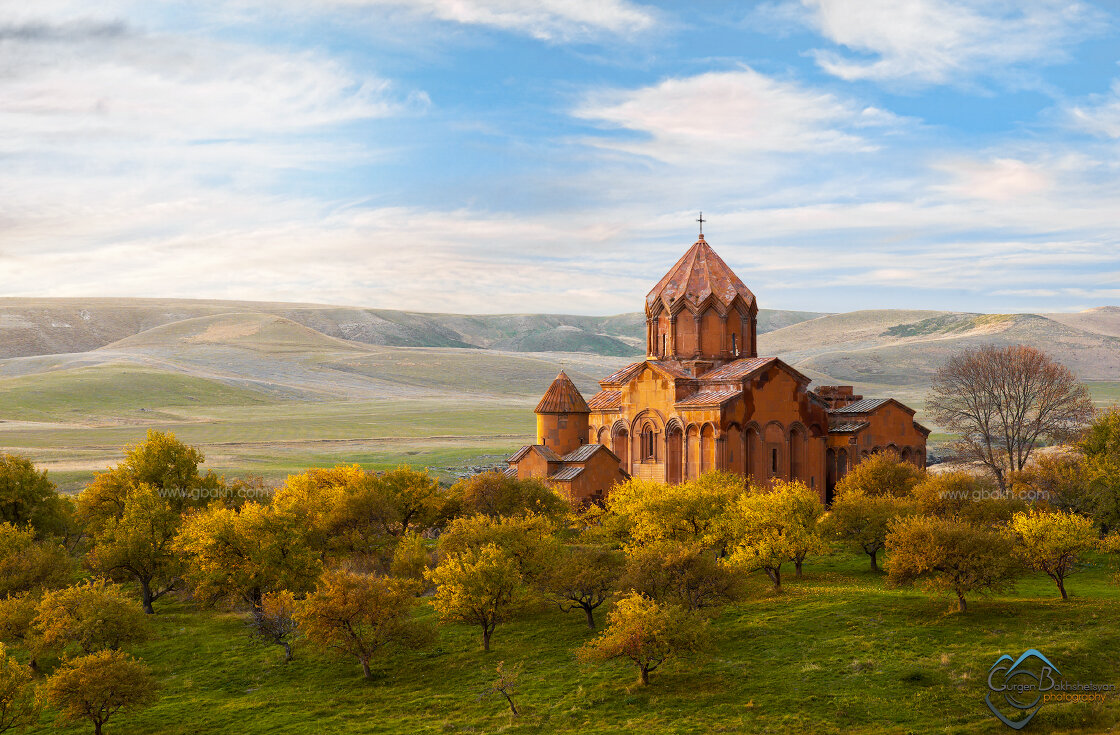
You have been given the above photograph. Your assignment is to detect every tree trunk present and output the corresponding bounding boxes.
[503,692,519,716]
[795,558,803,577]
[1057,577,1068,600]
[482,627,492,652]
[957,592,967,613]
[769,567,781,589]
[869,549,879,572]
[583,606,596,629]
[282,641,292,662]
[95,720,103,735]
[361,658,372,679]
[639,664,650,686]
[140,581,155,615]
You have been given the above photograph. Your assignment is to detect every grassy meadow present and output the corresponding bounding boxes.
[9,551,1120,735]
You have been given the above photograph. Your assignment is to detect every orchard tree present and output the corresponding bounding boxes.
[425,544,526,652]
[541,546,620,628]
[45,649,158,735]
[886,515,1020,612]
[76,430,220,532]
[437,513,559,587]
[728,481,827,587]
[448,471,567,520]
[86,484,181,614]
[173,502,321,613]
[271,465,389,561]
[0,523,73,597]
[0,594,39,670]
[911,471,1023,527]
[0,454,69,537]
[607,473,742,550]
[249,591,300,663]
[0,643,39,733]
[33,579,149,656]
[834,451,923,498]
[1080,407,1120,533]
[928,345,1094,490]
[825,493,913,572]
[578,593,708,686]
[389,532,432,583]
[622,541,741,610]
[1009,509,1098,600]
[297,571,433,678]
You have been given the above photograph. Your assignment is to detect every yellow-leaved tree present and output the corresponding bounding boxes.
[425,544,526,652]
[296,570,434,678]
[578,592,708,686]
[834,451,924,498]
[32,579,149,657]
[824,493,914,571]
[621,541,741,610]
[45,649,159,735]
[540,545,621,628]
[0,642,40,733]
[728,480,827,588]
[886,515,1020,612]
[173,501,321,613]
[86,483,181,614]
[606,473,742,550]
[1008,508,1098,600]
[437,513,559,588]
[0,522,73,598]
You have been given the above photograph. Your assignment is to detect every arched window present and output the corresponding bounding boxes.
[731,333,738,356]
[641,424,657,461]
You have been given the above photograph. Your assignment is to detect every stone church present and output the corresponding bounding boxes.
[506,232,928,504]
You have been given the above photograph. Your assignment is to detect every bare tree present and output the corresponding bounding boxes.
[927,345,1094,490]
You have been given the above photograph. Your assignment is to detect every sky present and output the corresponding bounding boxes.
[3,0,1120,316]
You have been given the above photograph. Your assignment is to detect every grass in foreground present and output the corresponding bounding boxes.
[14,552,1120,735]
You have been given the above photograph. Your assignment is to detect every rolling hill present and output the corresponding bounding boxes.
[0,298,827,360]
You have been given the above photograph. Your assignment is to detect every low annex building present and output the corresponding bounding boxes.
[506,232,928,504]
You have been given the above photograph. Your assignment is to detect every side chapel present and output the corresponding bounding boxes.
[506,230,929,504]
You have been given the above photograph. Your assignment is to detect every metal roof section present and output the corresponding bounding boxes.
[645,235,756,315]
[549,466,584,482]
[587,390,622,411]
[676,388,742,408]
[829,422,870,433]
[560,444,603,462]
[831,398,891,414]
[699,356,774,381]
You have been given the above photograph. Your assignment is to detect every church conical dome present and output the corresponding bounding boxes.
[645,234,756,316]
[535,370,590,414]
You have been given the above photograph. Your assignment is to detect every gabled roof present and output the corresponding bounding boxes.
[587,390,622,411]
[646,235,756,316]
[676,388,742,408]
[507,444,560,464]
[549,466,584,482]
[502,466,517,478]
[535,370,590,414]
[560,443,618,463]
[699,356,775,381]
[601,362,646,386]
[913,421,932,437]
[830,397,889,414]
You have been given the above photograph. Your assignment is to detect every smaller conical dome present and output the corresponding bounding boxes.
[646,234,755,315]
[535,370,590,414]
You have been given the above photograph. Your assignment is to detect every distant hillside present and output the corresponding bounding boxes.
[0,298,825,360]
[758,309,1120,396]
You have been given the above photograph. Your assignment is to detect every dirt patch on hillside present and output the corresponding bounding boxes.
[185,320,261,344]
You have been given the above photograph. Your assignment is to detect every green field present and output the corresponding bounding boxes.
[10,551,1120,735]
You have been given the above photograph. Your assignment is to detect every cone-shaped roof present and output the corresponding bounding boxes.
[646,234,755,315]
[535,370,590,414]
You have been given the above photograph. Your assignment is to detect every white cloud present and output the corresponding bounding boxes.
[792,0,1098,85]
[932,157,1052,201]
[574,68,902,165]
[311,0,657,42]
[1068,79,1120,138]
